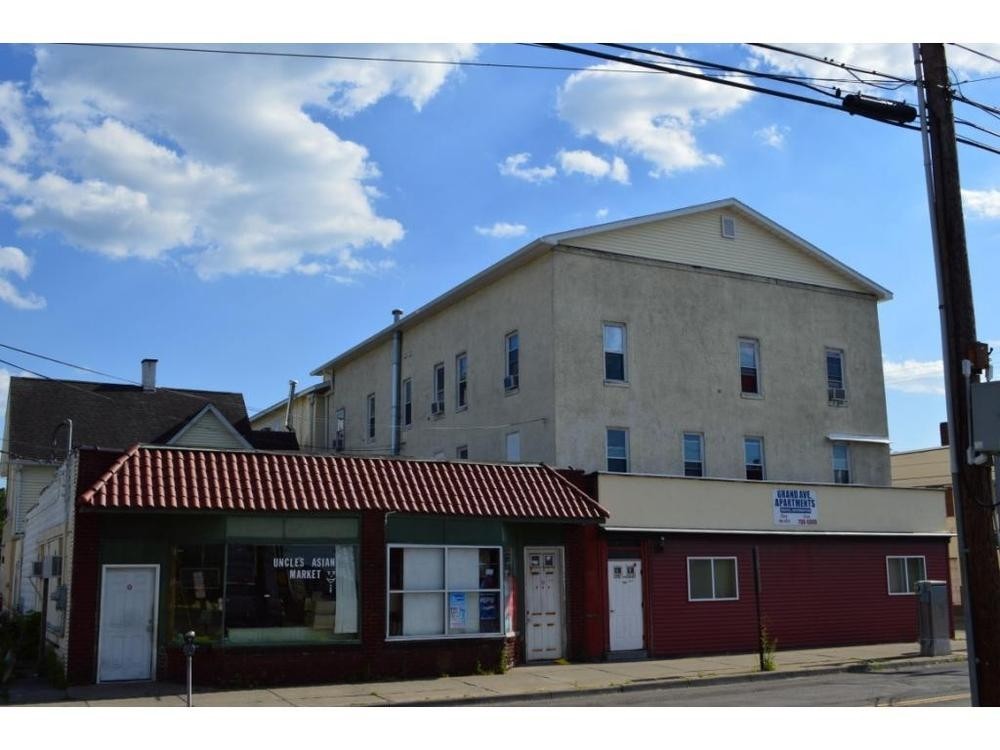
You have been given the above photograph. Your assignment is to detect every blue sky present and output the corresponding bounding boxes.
[1,37,999,467]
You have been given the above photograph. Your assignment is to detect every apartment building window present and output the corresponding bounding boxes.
[606,428,629,473]
[334,407,345,451]
[457,445,468,460]
[744,437,765,480]
[603,323,626,382]
[366,393,376,441]
[832,443,851,484]
[688,557,739,601]
[826,349,846,404]
[456,353,468,410]
[504,331,519,391]
[683,433,704,477]
[505,432,520,462]
[887,556,927,595]
[402,378,412,428]
[739,338,761,395]
[432,363,445,416]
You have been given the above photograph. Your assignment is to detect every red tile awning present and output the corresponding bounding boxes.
[78,445,607,521]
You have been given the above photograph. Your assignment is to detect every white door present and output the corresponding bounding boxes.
[608,559,644,651]
[98,565,158,682]
[524,548,563,661]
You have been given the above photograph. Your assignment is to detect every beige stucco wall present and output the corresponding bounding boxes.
[551,248,891,483]
[891,447,951,488]
[323,254,558,463]
[598,473,947,534]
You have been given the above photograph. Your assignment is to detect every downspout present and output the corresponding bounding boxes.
[390,309,404,456]
[284,380,297,432]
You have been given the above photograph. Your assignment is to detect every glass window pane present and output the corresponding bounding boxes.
[740,341,757,369]
[827,351,844,387]
[170,543,225,642]
[506,432,520,461]
[603,324,624,353]
[402,547,445,590]
[713,559,737,599]
[605,352,625,381]
[887,557,906,593]
[689,559,714,599]
[907,557,926,591]
[402,592,445,636]
[447,548,480,590]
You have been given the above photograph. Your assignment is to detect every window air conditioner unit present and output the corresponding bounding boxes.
[828,387,847,404]
[503,375,519,391]
[51,585,68,611]
[31,560,43,578]
[332,435,345,452]
[431,401,444,416]
[43,555,62,578]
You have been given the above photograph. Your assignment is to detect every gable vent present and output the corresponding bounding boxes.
[721,215,736,239]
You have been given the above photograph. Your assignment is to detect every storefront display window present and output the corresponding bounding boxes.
[169,544,225,642]
[225,543,359,644]
[387,545,502,639]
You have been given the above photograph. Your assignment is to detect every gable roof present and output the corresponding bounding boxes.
[3,377,257,463]
[78,445,608,521]
[167,404,255,450]
[310,198,890,376]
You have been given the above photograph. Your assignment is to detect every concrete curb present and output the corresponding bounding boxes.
[392,653,968,707]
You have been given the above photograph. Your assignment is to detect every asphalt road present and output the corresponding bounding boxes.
[495,663,972,707]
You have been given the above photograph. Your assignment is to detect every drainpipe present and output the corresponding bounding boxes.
[390,309,404,456]
[284,380,297,432]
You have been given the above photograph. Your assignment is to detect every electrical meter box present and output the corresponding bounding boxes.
[971,380,1000,453]
[915,580,951,656]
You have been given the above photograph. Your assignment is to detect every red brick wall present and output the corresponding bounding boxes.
[643,534,951,657]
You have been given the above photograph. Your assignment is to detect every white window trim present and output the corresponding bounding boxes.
[606,427,630,473]
[739,337,762,397]
[602,322,628,384]
[504,330,520,393]
[682,432,705,477]
[385,543,505,641]
[886,555,927,596]
[721,214,736,239]
[432,362,445,415]
[687,556,739,602]
[826,348,847,405]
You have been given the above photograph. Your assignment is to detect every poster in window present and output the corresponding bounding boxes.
[449,592,467,629]
[479,592,498,622]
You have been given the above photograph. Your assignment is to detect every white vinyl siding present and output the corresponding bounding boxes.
[13,465,58,535]
[567,209,867,294]
[169,411,248,450]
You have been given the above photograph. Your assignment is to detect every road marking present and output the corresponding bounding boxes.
[888,692,970,707]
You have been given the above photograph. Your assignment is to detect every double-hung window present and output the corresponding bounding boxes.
[683,432,704,477]
[606,428,629,473]
[432,363,445,415]
[832,442,851,484]
[739,338,761,395]
[504,331,519,391]
[402,378,412,428]
[387,545,503,638]
[366,393,376,440]
[688,557,738,601]
[505,431,520,462]
[827,349,846,404]
[456,353,468,410]
[333,407,346,451]
[744,436,765,480]
[603,323,626,382]
[887,556,927,595]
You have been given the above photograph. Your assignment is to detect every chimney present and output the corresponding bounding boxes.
[141,358,158,391]
[284,380,297,432]
[392,308,403,324]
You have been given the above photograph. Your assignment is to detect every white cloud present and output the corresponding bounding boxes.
[556,52,754,176]
[499,153,557,183]
[475,222,528,238]
[962,189,1000,219]
[0,368,9,433]
[883,359,944,395]
[0,44,478,279]
[556,149,630,184]
[0,82,34,164]
[749,44,1000,94]
[596,208,609,219]
[0,246,45,310]
[755,124,789,149]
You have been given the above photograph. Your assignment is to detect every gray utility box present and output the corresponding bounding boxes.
[971,380,1000,453]
[915,580,951,656]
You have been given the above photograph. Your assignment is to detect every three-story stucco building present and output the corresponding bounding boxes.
[259,198,893,486]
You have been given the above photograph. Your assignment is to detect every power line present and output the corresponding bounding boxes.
[748,43,915,86]
[0,342,138,384]
[950,43,1000,68]
[0,356,114,402]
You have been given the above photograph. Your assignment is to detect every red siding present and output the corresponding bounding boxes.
[644,534,951,658]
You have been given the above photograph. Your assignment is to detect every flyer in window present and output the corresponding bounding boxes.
[449,592,467,629]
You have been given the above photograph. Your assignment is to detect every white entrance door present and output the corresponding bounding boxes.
[524,548,564,661]
[608,559,644,651]
[98,565,158,682]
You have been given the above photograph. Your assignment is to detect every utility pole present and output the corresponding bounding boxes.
[919,42,1000,707]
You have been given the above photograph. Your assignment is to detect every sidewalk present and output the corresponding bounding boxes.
[4,633,966,707]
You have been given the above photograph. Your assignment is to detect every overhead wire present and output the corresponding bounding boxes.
[949,43,1000,68]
